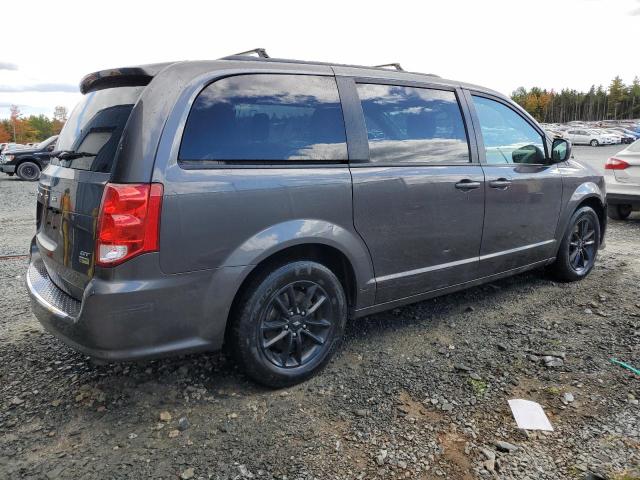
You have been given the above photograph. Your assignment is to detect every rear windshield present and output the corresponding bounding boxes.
[51,86,144,172]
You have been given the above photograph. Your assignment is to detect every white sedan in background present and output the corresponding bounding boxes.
[605,139,640,219]
[563,128,615,147]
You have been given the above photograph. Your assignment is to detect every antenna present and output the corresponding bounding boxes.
[231,48,270,58]
[373,63,404,71]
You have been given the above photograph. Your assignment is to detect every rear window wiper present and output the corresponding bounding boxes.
[52,150,97,160]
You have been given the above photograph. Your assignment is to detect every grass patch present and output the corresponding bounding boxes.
[468,378,488,396]
[544,386,561,395]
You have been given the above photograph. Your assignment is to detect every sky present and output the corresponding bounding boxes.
[1,0,639,119]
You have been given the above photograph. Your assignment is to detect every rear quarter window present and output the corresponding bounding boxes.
[178,74,348,164]
[356,83,470,165]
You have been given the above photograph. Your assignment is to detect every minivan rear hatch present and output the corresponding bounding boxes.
[36,79,148,300]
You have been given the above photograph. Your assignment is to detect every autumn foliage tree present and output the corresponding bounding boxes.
[0,105,67,143]
[0,123,10,142]
[512,75,640,123]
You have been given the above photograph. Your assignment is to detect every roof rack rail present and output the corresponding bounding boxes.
[231,48,270,58]
[374,63,404,71]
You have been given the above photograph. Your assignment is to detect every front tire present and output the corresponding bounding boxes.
[607,204,632,220]
[16,161,41,181]
[228,261,347,388]
[552,206,600,281]
[590,139,599,147]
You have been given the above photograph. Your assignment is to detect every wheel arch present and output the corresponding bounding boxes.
[16,157,41,168]
[223,242,364,346]
[557,183,606,250]
[576,196,606,242]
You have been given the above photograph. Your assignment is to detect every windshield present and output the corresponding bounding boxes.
[52,86,144,172]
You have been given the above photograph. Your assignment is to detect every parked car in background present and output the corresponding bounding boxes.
[0,135,58,180]
[0,142,26,153]
[605,139,640,220]
[603,129,634,144]
[26,53,606,387]
[563,128,614,146]
[610,127,640,140]
[545,129,564,139]
[598,129,624,144]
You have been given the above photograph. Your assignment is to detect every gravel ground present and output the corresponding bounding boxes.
[1,150,639,480]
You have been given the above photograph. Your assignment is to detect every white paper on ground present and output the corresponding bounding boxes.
[508,399,554,431]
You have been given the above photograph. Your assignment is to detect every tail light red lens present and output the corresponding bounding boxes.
[96,183,163,267]
[605,157,630,170]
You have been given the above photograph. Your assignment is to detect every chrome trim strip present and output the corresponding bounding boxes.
[479,239,555,261]
[375,256,477,283]
[375,239,555,284]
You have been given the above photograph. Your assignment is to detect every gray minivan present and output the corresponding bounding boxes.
[27,51,606,386]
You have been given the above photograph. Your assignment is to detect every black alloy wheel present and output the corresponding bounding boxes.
[552,206,600,281]
[229,260,347,387]
[568,217,597,275]
[260,281,333,368]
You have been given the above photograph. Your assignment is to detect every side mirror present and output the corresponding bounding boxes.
[512,144,545,164]
[551,138,571,163]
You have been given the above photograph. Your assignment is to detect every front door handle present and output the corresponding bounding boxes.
[489,178,512,189]
[455,179,481,191]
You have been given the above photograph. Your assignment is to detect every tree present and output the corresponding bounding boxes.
[511,75,640,123]
[9,105,20,142]
[630,77,640,117]
[0,123,10,143]
[53,106,68,122]
[27,115,54,140]
[607,76,626,119]
[51,106,68,135]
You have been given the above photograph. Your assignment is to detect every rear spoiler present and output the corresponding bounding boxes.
[79,62,177,94]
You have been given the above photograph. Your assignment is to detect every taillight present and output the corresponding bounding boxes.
[605,157,630,170]
[96,183,163,267]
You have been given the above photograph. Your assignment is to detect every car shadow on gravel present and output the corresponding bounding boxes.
[342,268,552,344]
[11,266,555,402]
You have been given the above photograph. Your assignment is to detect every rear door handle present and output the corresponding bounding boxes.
[454,179,481,191]
[489,178,512,189]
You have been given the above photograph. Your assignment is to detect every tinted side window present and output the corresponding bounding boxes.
[472,95,545,165]
[356,84,470,164]
[179,74,347,162]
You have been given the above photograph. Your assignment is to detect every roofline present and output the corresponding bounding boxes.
[221,54,441,78]
[78,56,511,102]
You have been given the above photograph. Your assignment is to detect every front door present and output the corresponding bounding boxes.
[349,82,485,303]
[468,93,563,276]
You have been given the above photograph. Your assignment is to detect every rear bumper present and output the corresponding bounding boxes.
[606,181,640,206]
[26,239,247,362]
[0,164,16,173]
[606,193,640,205]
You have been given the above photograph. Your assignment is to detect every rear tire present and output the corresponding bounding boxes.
[552,206,600,282]
[16,161,40,181]
[608,204,632,220]
[228,260,347,388]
